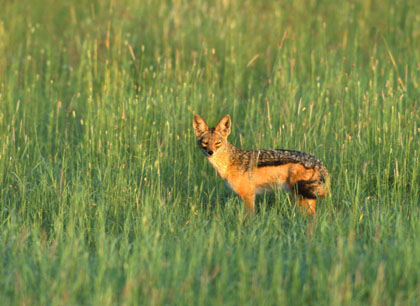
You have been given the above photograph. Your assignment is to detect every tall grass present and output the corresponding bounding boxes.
[0,0,419,304]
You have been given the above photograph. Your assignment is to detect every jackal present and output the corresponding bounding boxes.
[193,114,330,215]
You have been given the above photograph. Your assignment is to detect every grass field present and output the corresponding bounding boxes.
[1,0,419,304]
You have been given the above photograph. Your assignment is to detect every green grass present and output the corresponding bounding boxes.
[1,0,419,304]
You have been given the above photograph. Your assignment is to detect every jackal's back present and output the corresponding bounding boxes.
[255,149,322,168]
[258,149,330,197]
[231,148,330,197]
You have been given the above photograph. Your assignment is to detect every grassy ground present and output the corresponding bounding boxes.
[1,0,419,304]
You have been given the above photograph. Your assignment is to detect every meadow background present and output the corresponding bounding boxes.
[1,0,419,304]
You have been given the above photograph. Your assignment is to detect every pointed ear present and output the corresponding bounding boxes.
[193,114,208,137]
[215,114,231,137]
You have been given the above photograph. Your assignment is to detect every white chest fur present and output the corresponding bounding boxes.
[207,154,229,178]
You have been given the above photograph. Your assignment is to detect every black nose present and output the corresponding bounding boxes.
[208,150,213,156]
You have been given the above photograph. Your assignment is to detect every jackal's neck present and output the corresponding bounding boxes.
[207,142,241,179]
[226,142,241,154]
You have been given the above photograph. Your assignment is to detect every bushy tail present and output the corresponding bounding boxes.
[315,165,330,197]
[296,165,330,199]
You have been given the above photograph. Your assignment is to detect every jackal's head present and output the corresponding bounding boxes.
[193,114,231,158]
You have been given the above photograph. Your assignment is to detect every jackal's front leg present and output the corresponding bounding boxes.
[242,193,255,216]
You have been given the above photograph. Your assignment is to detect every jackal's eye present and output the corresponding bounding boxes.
[215,141,222,147]
[201,141,208,147]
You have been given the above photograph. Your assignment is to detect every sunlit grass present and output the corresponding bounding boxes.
[0,0,419,305]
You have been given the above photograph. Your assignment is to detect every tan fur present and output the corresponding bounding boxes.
[193,114,330,216]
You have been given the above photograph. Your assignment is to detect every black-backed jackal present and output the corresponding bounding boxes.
[193,114,330,215]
